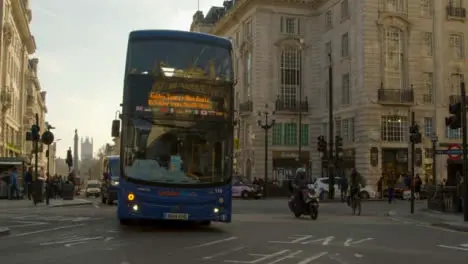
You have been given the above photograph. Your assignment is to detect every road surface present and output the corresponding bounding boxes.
[0,198,466,264]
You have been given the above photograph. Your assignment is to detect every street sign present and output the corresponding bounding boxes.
[448,144,462,160]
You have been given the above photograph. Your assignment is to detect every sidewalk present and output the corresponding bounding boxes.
[387,203,468,232]
[0,198,93,209]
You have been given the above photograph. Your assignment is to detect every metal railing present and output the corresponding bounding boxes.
[426,185,463,213]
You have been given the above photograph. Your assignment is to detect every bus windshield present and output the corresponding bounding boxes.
[122,117,231,185]
[127,39,233,82]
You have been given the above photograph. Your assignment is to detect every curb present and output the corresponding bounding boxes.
[432,222,468,232]
[0,227,10,237]
[48,200,93,208]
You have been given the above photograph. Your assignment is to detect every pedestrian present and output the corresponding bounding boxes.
[9,167,20,200]
[24,167,33,200]
[387,171,395,204]
[414,174,422,200]
[340,174,348,202]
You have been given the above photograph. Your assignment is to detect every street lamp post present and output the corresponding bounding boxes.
[257,105,275,198]
[430,134,438,185]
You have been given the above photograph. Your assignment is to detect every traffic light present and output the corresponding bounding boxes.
[66,148,73,167]
[335,135,343,155]
[317,136,327,153]
[409,122,422,144]
[31,124,40,141]
[445,102,462,129]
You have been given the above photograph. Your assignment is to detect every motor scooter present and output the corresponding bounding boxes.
[288,185,319,220]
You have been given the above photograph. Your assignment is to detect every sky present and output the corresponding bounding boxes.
[29,0,221,158]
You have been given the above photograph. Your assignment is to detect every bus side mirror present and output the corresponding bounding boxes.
[111,120,120,137]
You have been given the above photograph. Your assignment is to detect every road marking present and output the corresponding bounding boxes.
[264,250,302,264]
[9,224,85,237]
[65,241,87,247]
[225,249,289,263]
[203,246,245,260]
[297,252,328,264]
[269,235,314,244]
[344,238,374,246]
[186,236,237,249]
[301,236,335,245]
[438,244,468,251]
[2,221,47,228]
[41,236,104,246]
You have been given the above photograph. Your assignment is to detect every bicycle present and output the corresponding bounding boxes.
[351,190,361,216]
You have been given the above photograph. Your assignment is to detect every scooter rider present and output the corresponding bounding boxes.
[293,165,309,205]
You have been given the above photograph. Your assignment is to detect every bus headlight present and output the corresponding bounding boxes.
[218,197,224,204]
[111,180,119,186]
[213,208,220,213]
[132,204,139,211]
[127,193,135,201]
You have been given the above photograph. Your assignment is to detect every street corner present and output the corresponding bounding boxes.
[48,198,94,208]
[432,222,468,233]
[0,227,10,237]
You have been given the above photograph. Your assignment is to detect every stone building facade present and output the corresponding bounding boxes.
[191,0,468,185]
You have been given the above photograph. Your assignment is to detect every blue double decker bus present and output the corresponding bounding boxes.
[111,30,234,225]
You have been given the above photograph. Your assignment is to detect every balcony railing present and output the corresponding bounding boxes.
[239,100,253,113]
[449,95,468,105]
[446,6,466,19]
[275,96,309,112]
[377,88,414,105]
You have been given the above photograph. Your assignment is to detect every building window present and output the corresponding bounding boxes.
[425,148,433,159]
[446,127,462,139]
[422,72,433,104]
[449,0,463,8]
[280,47,301,108]
[284,123,297,145]
[449,73,464,94]
[272,123,283,145]
[301,124,309,146]
[340,0,350,21]
[325,11,332,29]
[341,33,349,57]
[341,73,350,105]
[335,117,342,137]
[422,32,433,56]
[243,51,252,99]
[423,117,433,137]
[381,115,408,142]
[383,27,405,90]
[384,0,406,13]
[280,17,300,34]
[420,0,432,17]
[449,34,464,60]
[243,20,252,38]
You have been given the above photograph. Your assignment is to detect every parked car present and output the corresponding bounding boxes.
[313,177,376,200]
[232,176,262,199]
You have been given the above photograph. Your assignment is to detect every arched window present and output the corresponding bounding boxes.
[383,27,404,90]
[280,47,301,108]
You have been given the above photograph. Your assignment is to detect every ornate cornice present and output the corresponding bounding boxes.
[212,0,324,35]
[274,35,308,48]
[376,12,411,31]
[11,0,36,54]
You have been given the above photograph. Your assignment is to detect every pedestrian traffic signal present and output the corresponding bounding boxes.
[445,102,462,129]
[409,122,422,144]
[31,124,40,141]
[317,136,327,153]
[335,135,343,155]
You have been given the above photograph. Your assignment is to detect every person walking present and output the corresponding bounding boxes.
[9,167,20,200]
[387,171,396,204]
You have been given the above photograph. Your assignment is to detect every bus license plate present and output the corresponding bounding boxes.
[164,213,189,220]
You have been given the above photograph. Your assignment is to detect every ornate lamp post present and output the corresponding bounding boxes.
[257,104,275,198]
